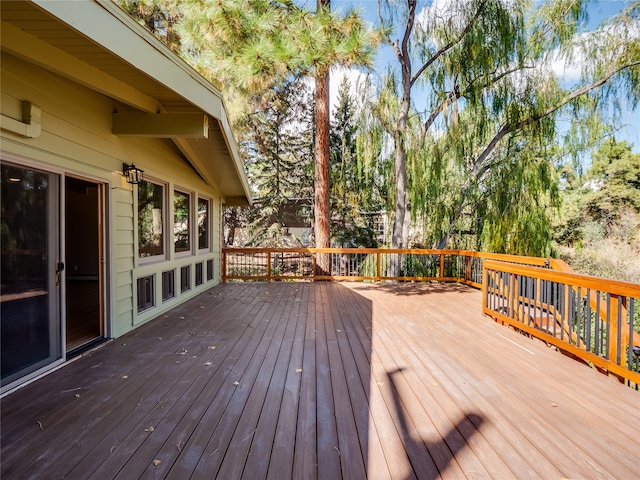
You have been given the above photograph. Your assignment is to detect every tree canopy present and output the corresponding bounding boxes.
[117,0,640,261]
[554,139,640,282]
[365,0,639,255]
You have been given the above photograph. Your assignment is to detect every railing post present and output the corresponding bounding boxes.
[439,253,444,281]
[222,249,227,283]
[267,251,271,282]
[465,255,471,283]
[609,294,620,365]
[376,251,381,281]
[481,264,488,312]
[313,252,317,282]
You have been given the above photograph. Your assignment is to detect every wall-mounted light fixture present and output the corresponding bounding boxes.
[123,163,144,184]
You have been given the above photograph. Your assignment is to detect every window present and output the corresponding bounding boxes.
[180,265,191,293]
[174,190,191,254]
[138,181,165,258]
[162,270,175,301]
[137,275,155,312]
[198,197,210,251]
[195,262,203,286]
[207,259,214,281]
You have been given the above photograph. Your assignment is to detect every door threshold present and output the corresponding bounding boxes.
[66,337,107,359]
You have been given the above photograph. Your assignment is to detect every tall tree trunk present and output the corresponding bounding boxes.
[390,0,415,254]
[389,0,415,279]
[314,64,331,274]
[390,126,409,277]
[314,0,331,276]
[391,133,408,250]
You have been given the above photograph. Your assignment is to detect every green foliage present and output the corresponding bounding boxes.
[241,78,314,246]
[330,76,387,247]
[116,0,182,51]
[117,0,640,259]
[554,139,640,283]
[116,0,381,253]
[583,139,640,232]
[367,0,639,256]
[172,0,378,96]
[358,252,388,279]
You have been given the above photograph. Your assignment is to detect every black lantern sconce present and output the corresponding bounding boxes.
[123,163,144,184]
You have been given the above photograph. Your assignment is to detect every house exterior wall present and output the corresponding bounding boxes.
[1,52,224,339]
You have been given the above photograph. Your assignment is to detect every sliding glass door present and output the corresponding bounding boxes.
[1,162,62,390]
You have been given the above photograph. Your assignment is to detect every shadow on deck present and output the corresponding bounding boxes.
[1,282,638,479]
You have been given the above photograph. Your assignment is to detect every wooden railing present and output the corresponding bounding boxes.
[221,247,640,387]
[222,247,550,284]
[483,260,640,388]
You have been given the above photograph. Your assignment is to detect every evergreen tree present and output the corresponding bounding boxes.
[330,77,372,246]
[553,139,640,282]
[116,0,182,52]
[119,0,379,269]
[242,78,314,246]
[582,139,640,237]
[330,75,392,246]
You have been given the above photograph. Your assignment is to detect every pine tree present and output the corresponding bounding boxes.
[553,139,640,282]
[583,139,640,236]
[242,78,314,246]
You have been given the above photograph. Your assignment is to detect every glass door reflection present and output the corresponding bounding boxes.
[1,162,61,389]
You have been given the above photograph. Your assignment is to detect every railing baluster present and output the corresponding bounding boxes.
[576,287,582,349]
[527,276,532,328]
[568,287,575,345]
[595,292,601,356]
[628,298,635,371]
[617,295,623,366]
[546,280,552,333]
[586,288,592,353]
[605,294,611,361]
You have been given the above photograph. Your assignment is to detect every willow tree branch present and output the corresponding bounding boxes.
[410,0,485,87]
[421,65,533,139]
[472,60,640,177]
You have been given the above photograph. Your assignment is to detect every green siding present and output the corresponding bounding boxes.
[2,52,225,339]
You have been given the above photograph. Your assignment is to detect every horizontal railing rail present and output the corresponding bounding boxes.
[222,247,550,285]
[482,260,640,387]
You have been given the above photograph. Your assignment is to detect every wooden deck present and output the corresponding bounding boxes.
[1,282,638,479]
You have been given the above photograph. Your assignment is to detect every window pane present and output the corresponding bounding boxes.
[174,191,190,253]
[180,265,191,293]
[138,181,164,258]
[198,198,209,250]
[137,275,155,312]
[195,262,203,286]
[207,259,214,281]
[162,270,175,301]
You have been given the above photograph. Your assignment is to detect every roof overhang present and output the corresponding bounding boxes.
[0,0,252,205]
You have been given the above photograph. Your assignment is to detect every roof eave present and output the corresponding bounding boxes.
[29,0,252,204]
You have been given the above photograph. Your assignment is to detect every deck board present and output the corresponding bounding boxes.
[2,282,639,480]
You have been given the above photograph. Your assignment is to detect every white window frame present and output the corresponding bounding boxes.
[173,188,193,257]
[197,196,212,253]
[137,178,168,264]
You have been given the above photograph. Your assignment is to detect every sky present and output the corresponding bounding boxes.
[324,0,640,156]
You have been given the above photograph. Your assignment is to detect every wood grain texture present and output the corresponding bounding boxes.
[2,282,638,479]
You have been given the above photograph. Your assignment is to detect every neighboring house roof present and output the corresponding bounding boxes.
[0,0,251,205]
